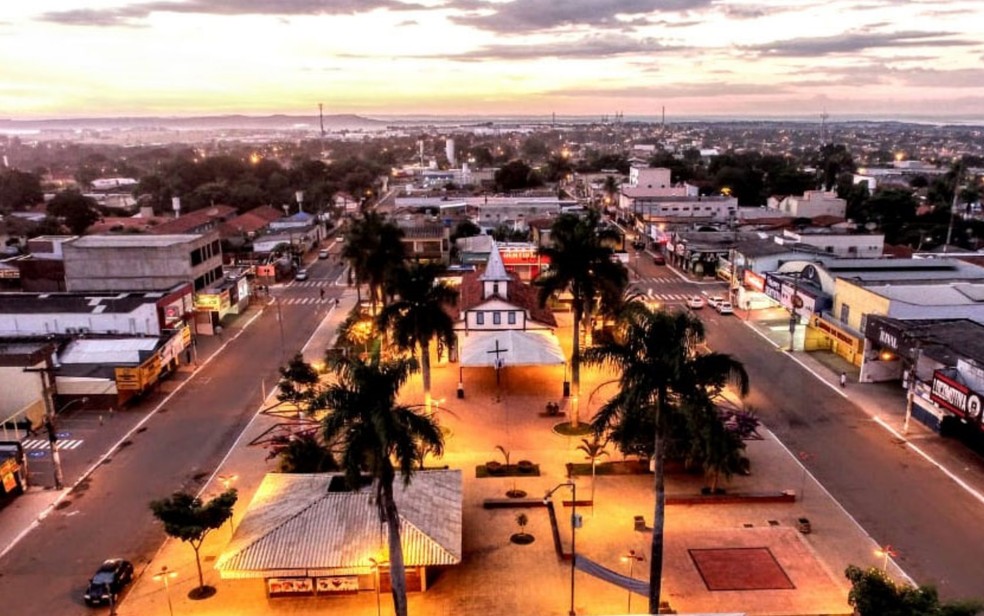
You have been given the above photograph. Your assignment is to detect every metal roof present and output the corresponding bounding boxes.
[0,290,176,315]
[58,338,159,365]
[67,234,207,248]
[215,470,462,579]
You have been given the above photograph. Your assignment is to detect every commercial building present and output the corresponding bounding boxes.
[63,233,224,293]
[766,191,846,219]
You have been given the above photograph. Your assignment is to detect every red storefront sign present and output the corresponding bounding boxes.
[743,270,766,293]
[931,371,983,425]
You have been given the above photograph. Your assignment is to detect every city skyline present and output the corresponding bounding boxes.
[2,0,983,120]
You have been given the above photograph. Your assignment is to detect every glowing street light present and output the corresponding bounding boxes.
[545,481,579,616]
[875,545,898,573]
[153,565,178,616]
[620,550,645,613]
[367,558,386,616]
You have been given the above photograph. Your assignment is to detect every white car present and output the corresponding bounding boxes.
[686,295,706,309]
[318,249,330,259]
[706,295,725,309]
[716,301,734,315]
[294,269,309,281]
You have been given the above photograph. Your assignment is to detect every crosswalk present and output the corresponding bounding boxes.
[21,438,84,451]
[637,276,680,285]
[285,280,331,289]
[274,297,335,306]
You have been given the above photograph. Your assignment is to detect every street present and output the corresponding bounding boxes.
[0,247,345,615]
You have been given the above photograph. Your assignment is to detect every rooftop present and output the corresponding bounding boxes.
[0,287,185,315]
[66,234,208,248]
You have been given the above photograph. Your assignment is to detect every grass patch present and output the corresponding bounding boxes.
[551,422,594,437]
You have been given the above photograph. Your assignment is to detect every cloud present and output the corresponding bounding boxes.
[449,0,714,33]
[444,35,686,61]
[39,0,424,26]
[745,30,975,57]
[547,82,792,99]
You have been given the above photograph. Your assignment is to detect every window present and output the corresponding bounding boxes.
[493,312,501,325]
[839,304,850,324]
[476,312,485,325]
[508,312,517,325]
[493,283,499,295]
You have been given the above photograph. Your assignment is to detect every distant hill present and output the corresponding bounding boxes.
[0,114,387,132]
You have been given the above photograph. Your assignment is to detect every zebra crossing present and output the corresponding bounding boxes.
[275,297,334,306]
[637,276,679,285]
[21,438,84,451]
[285,280,330,289]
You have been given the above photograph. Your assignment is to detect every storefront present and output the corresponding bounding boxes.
[931,369,984,434]
[734,270,773,311]
[808,315,865,366]
[499,245,550,281]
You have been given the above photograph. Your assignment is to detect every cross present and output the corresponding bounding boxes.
[487,339,508,388]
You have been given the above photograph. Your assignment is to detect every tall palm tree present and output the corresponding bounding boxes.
[584,305,749,614]
[377,262,458,414]
[602,174,621,211]
[341,211,406,311]
[536,210,628,427]
[317,352,443,616]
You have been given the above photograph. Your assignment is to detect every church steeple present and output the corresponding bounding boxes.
[480,242,510,299]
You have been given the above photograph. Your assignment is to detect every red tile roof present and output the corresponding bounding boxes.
[151,205,237,234]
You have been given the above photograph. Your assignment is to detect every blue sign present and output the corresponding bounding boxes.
[56,432,70,439]
[28,451,46,458]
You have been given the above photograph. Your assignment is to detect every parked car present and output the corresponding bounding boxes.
[294,269,309,281]
[318,249,330,260]
[716,301,734,315]
[83,559,133,607]
[686,295,706,309]
[651,252,666,265]
[706,295,725,309]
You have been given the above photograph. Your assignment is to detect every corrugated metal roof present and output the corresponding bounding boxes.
[216,470,462,578]
[59,338,159,364]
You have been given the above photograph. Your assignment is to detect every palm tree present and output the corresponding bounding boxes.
[536,209,628,427]
[602,174,620,211]
[576,435,609,512]
[377,262,458,414]
[341,211,406,311]
[584,305,749,614]
[316,352,443,616]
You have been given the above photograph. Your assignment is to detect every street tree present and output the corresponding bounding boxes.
[0,168,43,211]
[377,262,458,414]
[536,210,629,427]
[266,432,339,473]
[316,352,444,616]
[149,489,238,598]
[276,352,321,410]
[495,160,542,192]
[845,565,983,616]
[584,305,749,614]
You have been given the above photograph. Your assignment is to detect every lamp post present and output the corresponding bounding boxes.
[620,550,645,613]
[43,396,88,489]
[903,343,922,435]
[153,565,177,616]
[545,480,578,616]
[367,558,384,616]
[875,545,897,573]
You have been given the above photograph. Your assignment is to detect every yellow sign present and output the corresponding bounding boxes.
[180,325,192,346]
[195,294,222,310]
[115,367,142,390]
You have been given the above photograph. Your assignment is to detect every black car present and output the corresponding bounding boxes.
[84,559,134,607]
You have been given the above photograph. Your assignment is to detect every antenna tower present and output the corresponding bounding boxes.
[319,103,325,138]
[820,110,829,145]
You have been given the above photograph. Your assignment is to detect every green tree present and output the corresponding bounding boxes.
[266,432,339,473]
[601,175,621,209]
[536,210,629,427]
[342,211,406,310]
[276,352,321,410]
[377,262,458,414]
[584,306,749,614]
[576,435,609,509]
[815,144,856,191]
[495,160,542,192]
[0,168,43,211]
[317,352,444,616]
[149,489,238,597]
[47,189,100,235]
[845,565,983,616]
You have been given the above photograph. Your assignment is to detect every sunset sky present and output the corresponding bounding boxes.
[2,0,983,120]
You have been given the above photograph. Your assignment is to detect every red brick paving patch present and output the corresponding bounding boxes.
[689,547,795,591]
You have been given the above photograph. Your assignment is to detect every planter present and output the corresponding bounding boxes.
[516,460,535,474]
[485,461,504,475]
[797,517,812,534]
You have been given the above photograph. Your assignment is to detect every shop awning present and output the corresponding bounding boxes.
[457,329,566,367]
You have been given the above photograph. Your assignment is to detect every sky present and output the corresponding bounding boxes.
[2,0,983,120]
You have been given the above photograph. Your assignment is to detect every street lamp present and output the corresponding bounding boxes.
[44,396,88,489]
[620,550,645,613]
[153,565,177,616]
[875,545,897,573]
[367,558,385,616]
[545,480,579,616]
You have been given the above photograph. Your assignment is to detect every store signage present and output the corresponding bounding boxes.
[256,264,275,277]
[315,577,359,594]
[931,371,983,424]
[743,270,765,293]
[863,318,903,352]
[195,294,222,311]
[267,578,314,595]
[500,247,543,265]
[764,275,782,302]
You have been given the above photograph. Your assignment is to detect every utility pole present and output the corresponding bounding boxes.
[24,358,65,489]
[944,163,963,254]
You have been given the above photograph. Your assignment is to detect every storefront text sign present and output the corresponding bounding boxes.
[931,371,983,424]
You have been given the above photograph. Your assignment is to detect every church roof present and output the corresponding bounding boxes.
[453,269,556,328]
[479,243,510,282]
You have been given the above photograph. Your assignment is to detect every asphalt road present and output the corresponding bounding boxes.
[0,251,344,615]
[702,314,984,602]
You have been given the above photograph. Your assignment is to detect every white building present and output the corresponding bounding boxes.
[774,229,884,259]
[767,191,846,219]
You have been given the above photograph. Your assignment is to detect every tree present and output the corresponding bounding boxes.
[535,210,629,427]
[149,489,238,598]
[815,144,856,191]
[316,352,444,616]
[601,175,621,210]
[342,211,406,310]
[0,168,43,211]
[576,435,609,510]
[266,432,339,473]
[495,160,542,192]
[584,305,749,613]
[377,262,458,414]
[845,565,983,616]
[47,189,100,235]
[276,352,321,409]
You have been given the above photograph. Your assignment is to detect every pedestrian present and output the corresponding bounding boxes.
[839,371,847,388]
[320,287,325,301]
[334,297,340,307]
